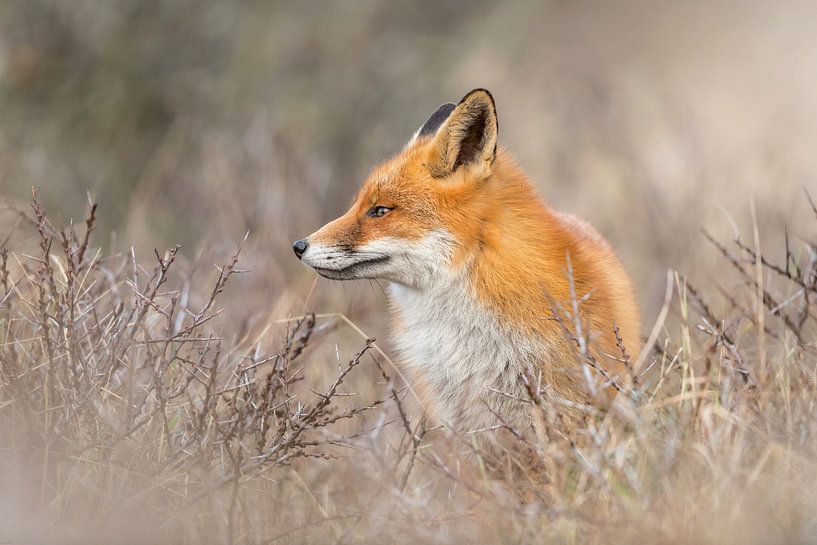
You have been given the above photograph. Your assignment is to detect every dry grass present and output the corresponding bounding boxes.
[0,192,815,545]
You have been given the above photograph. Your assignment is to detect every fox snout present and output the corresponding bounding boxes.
[292,239,308,259]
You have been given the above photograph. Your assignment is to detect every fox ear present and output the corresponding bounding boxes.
[426,89,498,179]
[417,103,456,138]
[407,102,456,147]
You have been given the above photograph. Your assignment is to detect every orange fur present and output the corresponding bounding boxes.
[301,89,641,417]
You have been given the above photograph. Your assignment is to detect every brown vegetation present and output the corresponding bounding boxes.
[1,193,815,544]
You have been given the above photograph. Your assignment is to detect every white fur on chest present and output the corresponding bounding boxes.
[388,274,541,431]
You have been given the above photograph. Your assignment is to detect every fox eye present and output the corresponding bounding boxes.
[367,205,393,218]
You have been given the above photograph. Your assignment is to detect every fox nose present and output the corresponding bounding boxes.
[292,239,308,259]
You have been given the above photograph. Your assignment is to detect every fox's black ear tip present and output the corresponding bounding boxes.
[418,102,456,137]
[432,102,457,118]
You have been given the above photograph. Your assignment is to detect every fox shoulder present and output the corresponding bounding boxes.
[554,211,610,250]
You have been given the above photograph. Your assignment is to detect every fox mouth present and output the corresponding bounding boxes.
[310,255,391,280]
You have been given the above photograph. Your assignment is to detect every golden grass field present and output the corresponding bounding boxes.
[1,1,816,543]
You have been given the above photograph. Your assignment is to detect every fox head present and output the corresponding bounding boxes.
[293,89,499,288]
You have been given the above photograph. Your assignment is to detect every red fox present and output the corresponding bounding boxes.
[293,89,641,432]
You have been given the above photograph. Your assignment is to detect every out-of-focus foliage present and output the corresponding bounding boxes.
[2,1,816,312]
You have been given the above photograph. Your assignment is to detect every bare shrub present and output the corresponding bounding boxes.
[1,194,816,544]
[0,195,388,544]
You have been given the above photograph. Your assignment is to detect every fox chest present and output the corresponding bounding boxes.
[388,281,541,430]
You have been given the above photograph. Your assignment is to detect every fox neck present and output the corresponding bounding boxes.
[387,269,544,431]
[424,151,564,319]
[385,156,559,430]
[386,151,564,334]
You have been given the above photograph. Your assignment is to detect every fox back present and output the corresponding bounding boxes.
[294,89,641,432]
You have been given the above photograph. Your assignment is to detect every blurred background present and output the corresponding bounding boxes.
[1,0,816,335]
